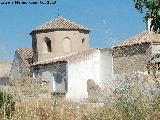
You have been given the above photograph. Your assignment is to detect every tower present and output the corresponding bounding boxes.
[30,16,90,63]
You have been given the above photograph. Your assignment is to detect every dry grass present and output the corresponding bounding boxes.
[11,98,100,120]
[82,74,160,120]
[6,76,97,120]
[0,74,160,120]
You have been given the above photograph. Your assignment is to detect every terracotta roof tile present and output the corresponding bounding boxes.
[32,16,90,32]
[114,31,160,47]
[16,48,33,68]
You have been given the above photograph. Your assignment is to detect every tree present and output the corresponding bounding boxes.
[134,0,160,33]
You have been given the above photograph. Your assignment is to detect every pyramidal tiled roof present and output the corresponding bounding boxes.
[32,16,90,32]
[114,31,160,47]
[16,48,33,68]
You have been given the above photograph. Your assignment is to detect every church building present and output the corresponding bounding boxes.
[10,16,160,101]
[11,16,112,101]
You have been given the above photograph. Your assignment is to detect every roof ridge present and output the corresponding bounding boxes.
[113,31,160,47]
[16,48,32,50]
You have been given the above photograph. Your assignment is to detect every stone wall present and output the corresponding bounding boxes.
[112,43,151,57]
[112,43,152,75]
[113,54,152,74]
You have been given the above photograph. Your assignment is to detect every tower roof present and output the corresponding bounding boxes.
[30,16,90,34]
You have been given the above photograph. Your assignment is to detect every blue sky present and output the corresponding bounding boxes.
[0,0,146,61]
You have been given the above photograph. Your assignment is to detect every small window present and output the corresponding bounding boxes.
[44,37,52,52]
[82,38,85,44]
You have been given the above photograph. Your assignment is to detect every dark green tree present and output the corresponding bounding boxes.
[134,0,160,32]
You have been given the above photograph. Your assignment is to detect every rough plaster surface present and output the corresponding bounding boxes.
[35,49,112,101]
[10,52,21,77]
[34,63,67,93]
[112,43,153,75]
[113,54,151,75]
[32,30,89,62]
[10,52,31,77]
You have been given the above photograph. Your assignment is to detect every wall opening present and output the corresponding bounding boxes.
[81,38,85,50]
[44,37,52,52]
[63,37,71,52]
[82,38,85,44]
[42,71,55,91]
[55,72,63,83]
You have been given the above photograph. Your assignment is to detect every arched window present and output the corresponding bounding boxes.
[43,37,52,52]
[63,37,71,52]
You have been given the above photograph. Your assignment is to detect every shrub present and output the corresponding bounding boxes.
[0,90,15,119]
[82,74,160,120]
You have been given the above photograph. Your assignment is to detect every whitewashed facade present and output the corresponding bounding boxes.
[66,49,101,101]
[66,48,112,101]
[32,48,112,101]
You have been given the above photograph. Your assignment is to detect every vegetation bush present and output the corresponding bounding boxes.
[0,90,15,119]
[82,74,160,120]
[6,74,160,120]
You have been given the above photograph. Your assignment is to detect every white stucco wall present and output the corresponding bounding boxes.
[33,48,112,101]
[100,49,112,87]
[66,50,101,101]
[100,49,113,98]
